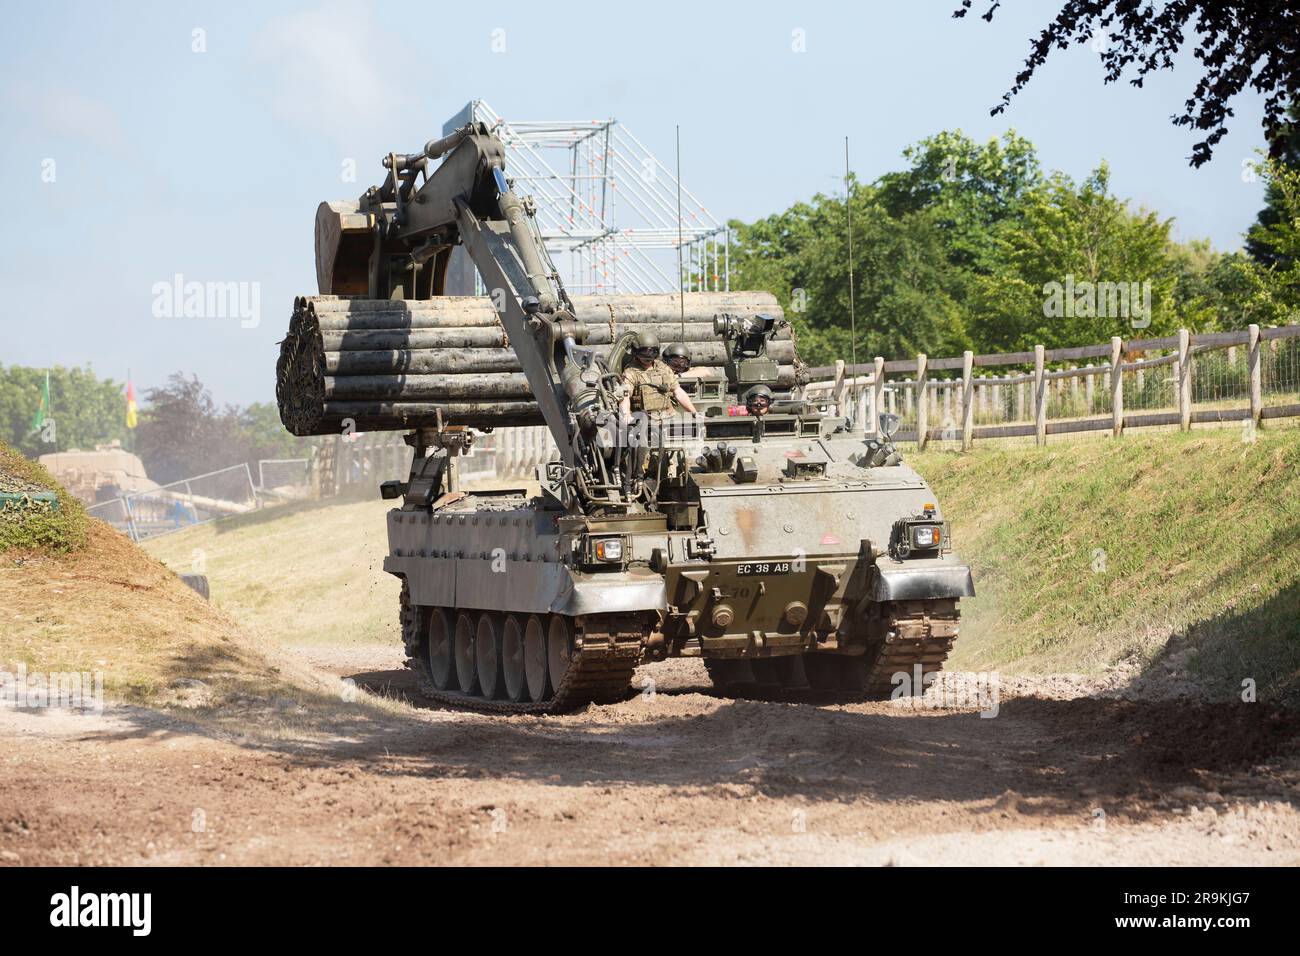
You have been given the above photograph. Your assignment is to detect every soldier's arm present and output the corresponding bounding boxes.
[619,372,634,418]
[674,385,697,415]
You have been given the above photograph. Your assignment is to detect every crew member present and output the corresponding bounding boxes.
[619,331,698,419]
[743,384,773,417]
[663,343,691,376]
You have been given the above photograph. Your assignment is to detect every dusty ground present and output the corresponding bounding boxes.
[3,647,1298,866]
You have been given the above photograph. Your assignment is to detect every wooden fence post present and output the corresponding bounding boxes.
[916,353,929,450]
[1248,324,1262,426]
[1034,345,1047,445]
[832,359,846,415]
[1178,328,1191,431]
[1111,336,1123,437]
[961,350,974,450]
[872,357,885,436]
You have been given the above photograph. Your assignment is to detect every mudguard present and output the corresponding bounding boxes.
[550,570,667,617]
[870,554,975,602]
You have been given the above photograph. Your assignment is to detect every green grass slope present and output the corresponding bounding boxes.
[913,430,1300,703]
[143,497,400,649]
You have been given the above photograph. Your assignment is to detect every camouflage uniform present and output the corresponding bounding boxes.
[623,359,681,420]
[623,358,682,482]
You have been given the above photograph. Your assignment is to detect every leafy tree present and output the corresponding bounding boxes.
[969,165,1184,350]
[729,129,1235,362]
[135,373,310,485]
[729,184,970,366]
[134,374,222,484]
[0,365,130,458]
[955,1,1300,167]
[1230,157,1300,325]
[874,129,1042,276]
[1245,105,1300,269]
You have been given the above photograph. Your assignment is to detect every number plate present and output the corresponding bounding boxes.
[735,562,791,576]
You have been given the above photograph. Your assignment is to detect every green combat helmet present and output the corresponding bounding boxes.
[663,343,691,374]
[743,383,773,416]
[632,330,661,364]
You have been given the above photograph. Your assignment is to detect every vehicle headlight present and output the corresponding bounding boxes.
[911,525,941,549]
[593,538,623,562]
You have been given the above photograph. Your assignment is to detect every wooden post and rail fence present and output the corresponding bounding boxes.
[802,323,1300,449]
[304,321,1299,499]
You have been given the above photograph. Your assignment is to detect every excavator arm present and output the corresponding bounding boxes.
[351,123,637,513]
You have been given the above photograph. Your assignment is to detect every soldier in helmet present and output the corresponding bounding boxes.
[663,342,691,376]
[619,330,698,420]
[743,384,773,417]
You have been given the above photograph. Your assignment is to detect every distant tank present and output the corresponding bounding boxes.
[39,442,155,505]
[278,122,973,712]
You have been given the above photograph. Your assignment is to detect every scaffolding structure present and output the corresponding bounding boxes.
[446,100,730,295]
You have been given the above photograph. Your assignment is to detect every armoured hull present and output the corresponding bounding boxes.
[383,428,974,712]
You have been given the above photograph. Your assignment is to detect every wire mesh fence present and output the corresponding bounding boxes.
[86,464,258,541]
[1261,334,1300,409]
[257,458,310,498]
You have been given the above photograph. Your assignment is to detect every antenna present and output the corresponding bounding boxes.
[845,137,858,431]
[676,125,685,345]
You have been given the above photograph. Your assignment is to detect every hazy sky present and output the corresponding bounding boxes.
[0,0,1270,407]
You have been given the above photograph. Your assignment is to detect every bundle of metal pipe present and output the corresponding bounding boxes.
[277,292,803,435]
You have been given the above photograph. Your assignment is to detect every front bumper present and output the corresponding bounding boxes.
[871,553,975,601]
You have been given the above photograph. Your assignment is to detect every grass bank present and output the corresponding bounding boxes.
[913,430,1300,703]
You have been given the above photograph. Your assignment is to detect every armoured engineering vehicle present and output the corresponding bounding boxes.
[279,121,974,713]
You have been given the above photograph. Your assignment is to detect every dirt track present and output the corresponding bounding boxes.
[2,649,1298,866]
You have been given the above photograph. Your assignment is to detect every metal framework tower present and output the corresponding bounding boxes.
[443,100,730,295]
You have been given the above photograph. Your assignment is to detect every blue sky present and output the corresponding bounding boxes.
[0,0,1269,406]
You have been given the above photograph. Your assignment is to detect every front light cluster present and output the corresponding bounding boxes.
[889,514,949,559]
[593,537,623,562]
[911,525,941,549]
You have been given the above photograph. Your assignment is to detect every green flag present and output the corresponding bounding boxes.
[31,371,50,433]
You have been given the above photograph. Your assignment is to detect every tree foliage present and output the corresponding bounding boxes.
[1245,105,1300,269]
[1231,157,1300,325]
[135,373,304,485]
[955,1,1300,167]
[0,365,129,459]
[729,130,1223,363]
[969,164,1184,351]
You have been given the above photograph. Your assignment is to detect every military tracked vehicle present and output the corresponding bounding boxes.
[277,120,973,712]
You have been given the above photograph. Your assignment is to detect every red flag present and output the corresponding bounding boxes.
[126,378,138,429]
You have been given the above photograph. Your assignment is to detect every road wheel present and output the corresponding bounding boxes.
[547,616,574,694]
[524,615,550,702]
[501,615,528,702]
[476,613,505,700]
[426,608,456,690]
[454,612,478,696]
